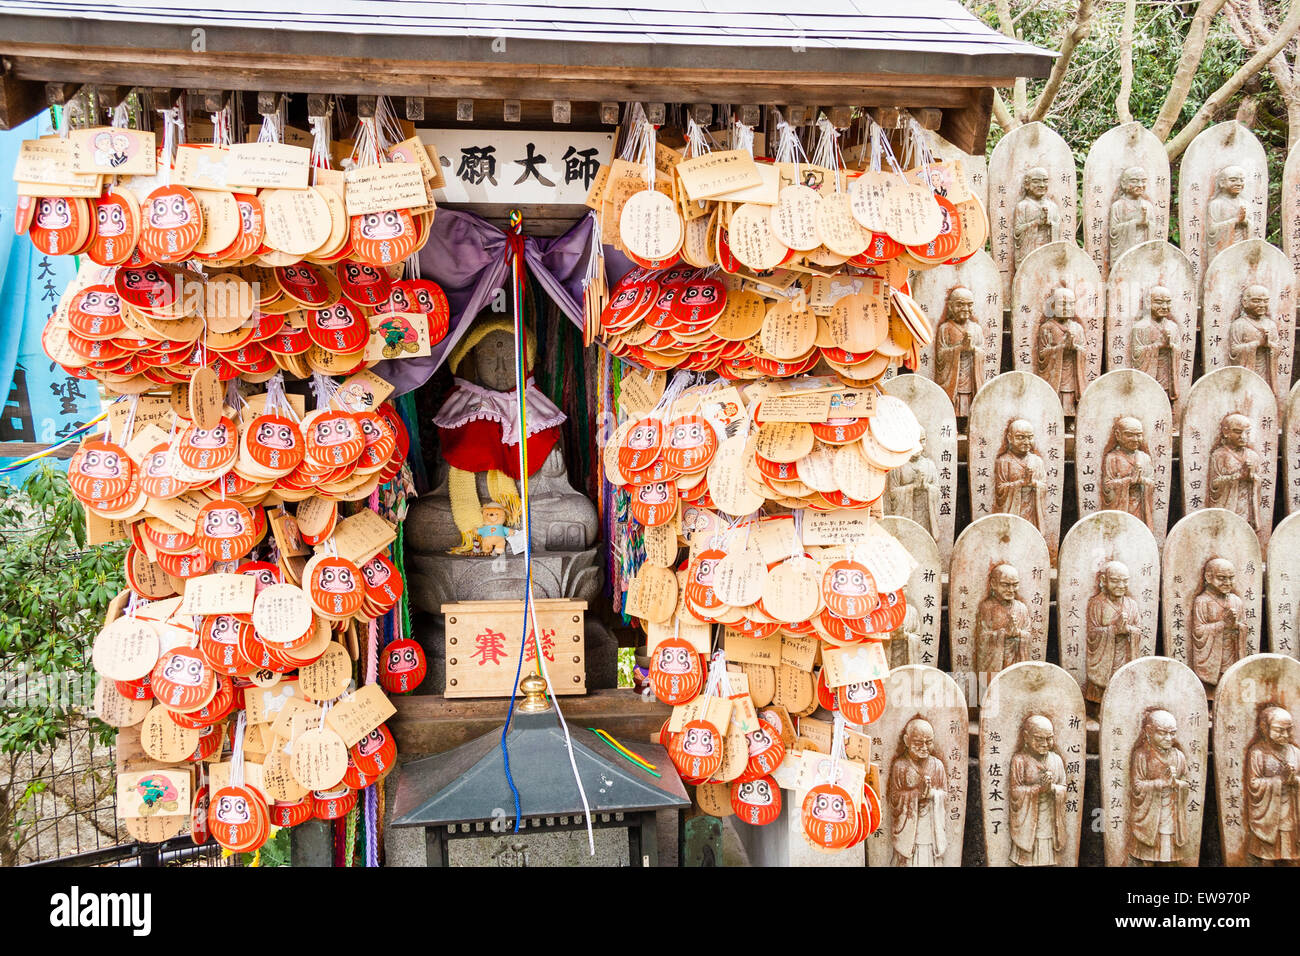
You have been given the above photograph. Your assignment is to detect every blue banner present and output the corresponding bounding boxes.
[0,114,101,477]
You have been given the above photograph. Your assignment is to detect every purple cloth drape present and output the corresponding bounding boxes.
[374,209,596,395]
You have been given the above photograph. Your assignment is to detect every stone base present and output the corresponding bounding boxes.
[407,547,602,615]
[416,609,618,693]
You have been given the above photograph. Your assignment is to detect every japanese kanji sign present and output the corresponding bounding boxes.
[418,130,614,206]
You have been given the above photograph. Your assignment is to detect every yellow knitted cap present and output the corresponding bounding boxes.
[448,318,538,375]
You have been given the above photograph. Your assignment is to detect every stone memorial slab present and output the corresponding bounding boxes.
[1057,510,1159,702]
[866,665,968,867]
[1083,122,1171,281]
[1266,513,1300,661]
[1284,143,1300,282]
[1075,369,1174,547]
[1284,381,1300,516]
[1010,241,1103,416]
[1212,653,1300,867]
[989,122,1077,299]
[1099,656,1209,866]
[979,661,1085,866]
[883,375,956,568]
[949,513,1050,679]
[1163,508,1263,694]
[910,251,1002,416]
[968,371,1066,559]
[1202,239,1296,409]
[1179,120,1268,283]
[1180,366,1278,552]
[879,516,942,667]
[1105,241,1196,420]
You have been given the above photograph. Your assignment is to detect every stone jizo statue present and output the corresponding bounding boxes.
[886,427,939,537]
[994,419,1047,531]
[1207,165,1251,262]
[1128,708,1191,865]
[1190,556,1249,687]
[1013,166,1062,267]
[1109,165,1156,265]
[1085,560,1143,702]
[889,716,949,867]
[1228,284,1280,395]
[974,563,1032,673]
[1245,704,1300,865]
[1130,286,1179,403]
[1035,286,1089,416]
[1100,416,1156,532]
[1008,714,1068,866]
[933,286,984,416]
[1207,412,1263,530]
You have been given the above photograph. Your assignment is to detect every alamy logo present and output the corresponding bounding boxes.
[49,887,151,936]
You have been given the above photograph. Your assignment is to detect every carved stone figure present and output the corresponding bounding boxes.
[1013,167,1062,268]
[994,419,1047,531]
[890,603,923,669]
[1130,287,1180,403]
[1244,704,1300,865]
[975,564,1032,673]
[1109,166,1157,266]
[1228,284,1280,395]
[1034,287,1089,416]
[1007,714,1068,866]
[885,428,939,538]
[1191,557,1250,688]
[1207,165,1251,263]
[888,716,950,867]
[1086,560,1143,703]
[1100,416,1156,532]
[1207,413,1264,530]
[933,287,984,416]
[1128,708,1192,865]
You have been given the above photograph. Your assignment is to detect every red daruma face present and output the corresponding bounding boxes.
[188,422,230,449]
[96,203,127,237]
[214,792,250,824]
[357,727,388,758]
[80,448,123,479]
[314,417,358,447]
[736,778,774,806]
[387,643,419,674]
[161,653,205,688]
[831,566,871,595]
[628,423,659,450]
[343,263,382,286]
[683,725,716,757]
[649,638,703,706]
[360,210,405,240]
[637,482,672,506]
[75,289,120,316]
[202,506,247,539]
[670,421,707,449]
[810,788,849,823]
[319,564,355,593]
[362,557,391,587]
[148,193,191,228]
[255,421,296,450]
[694,558,719,587]
[37,198,72,229]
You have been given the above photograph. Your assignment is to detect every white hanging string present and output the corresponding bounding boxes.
[772,111,808,166]
[619,103,648,160]
[231,710,248,789]
[811,115,845,193]
[309,371,340,408]
[731,116,755,158]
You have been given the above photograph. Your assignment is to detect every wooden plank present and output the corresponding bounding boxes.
[444,599,586,698]
[939,87,994,155]
[0,72,45,130]
[0,46,1012,108]
[1,442,77,461]
[390,689,671,757]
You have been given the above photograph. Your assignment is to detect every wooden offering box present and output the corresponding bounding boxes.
[442,599,586,699]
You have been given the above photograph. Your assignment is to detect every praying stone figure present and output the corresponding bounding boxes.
[1207,413,1264,530]
[1100,416,1156,531]
[889,716,950,867]
[1245,704,1300,865]
[1109,166,1157,266]
[1130,286,1180,403]
[1129,708,1192,865]
[975,564,1032,673]
[1207,165,1251,263]
[1086,560,1143,703]
[1035,287,1089,416]
[1013,167,1062,268]
[885,428,939,537]
[994,419,1047,531]
[1191,557,1250,687]
[1008,714,1068,866]
[890,603,923,669]
[1228,284,1280,396]
[933,286,985,416]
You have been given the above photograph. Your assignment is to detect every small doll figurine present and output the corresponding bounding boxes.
[475,501,511,555]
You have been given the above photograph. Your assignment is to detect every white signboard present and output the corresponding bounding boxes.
[417,129,614,205]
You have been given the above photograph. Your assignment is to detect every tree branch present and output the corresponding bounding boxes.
[1153,0,1230,140]
[992,88,1018,132]
[1165,0,1300,157]
[1116,0,1138,124]
[994,0,1029,118]
[1029,0,1098,123]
